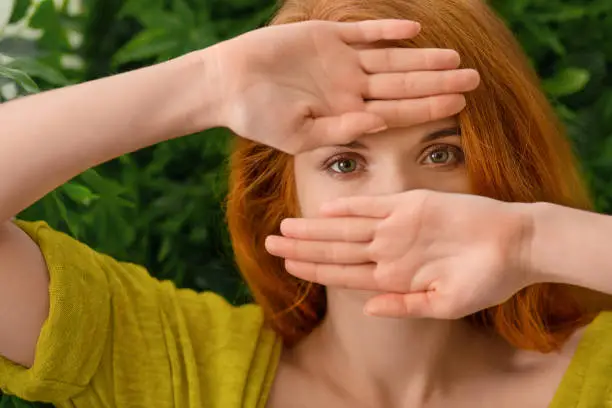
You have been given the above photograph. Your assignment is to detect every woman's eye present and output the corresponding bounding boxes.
[329,158,359,174]
[422,145,464,166]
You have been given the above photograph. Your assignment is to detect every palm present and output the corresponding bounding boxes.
[267,190,533,319]
[214,20,480,154]
[383,192,531,318]
[218,21,375,153]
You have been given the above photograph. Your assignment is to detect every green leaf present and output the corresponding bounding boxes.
[603,93,612,123]
[173,0,195,27]
[591,136,612,168]
[0,396,10,408]
[118,0,164,19]
[524,21,566,55]
[0,66,39,93]
[61,182,100,206]
[51,190,79,237]
[535,6,586,22]
[9,397,35,408]
[158,236,172,262]
[511,0,530,15]
[542,68,590,97]
[0,0,15,30]
[78,169,126,196]
[0,0,15,32]
[112,29,179,66]
[8,58,70,86]
[29,0,70,50]
[127,8,184,32]
[553,102,578,122]
[8,0,29,24]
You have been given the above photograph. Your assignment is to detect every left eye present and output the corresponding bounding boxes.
[422,146,463,165]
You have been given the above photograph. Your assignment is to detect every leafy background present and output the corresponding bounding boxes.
[0,0,611,406]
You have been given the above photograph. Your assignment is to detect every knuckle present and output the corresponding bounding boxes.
[402,73,417,94]
[444,71,456,92]
[313,263,323,283]
[384,49,394,71]
[326,243,338,262]
[423,50,435,70]
[425,97,436,122]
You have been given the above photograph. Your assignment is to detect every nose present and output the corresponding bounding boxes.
[368,165,421,196]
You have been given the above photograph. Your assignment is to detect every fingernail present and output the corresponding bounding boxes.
[280,218,294,228]
[363,304,377,316]
[264,236,276,251]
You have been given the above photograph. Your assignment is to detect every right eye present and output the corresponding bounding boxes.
[329,157,359,174]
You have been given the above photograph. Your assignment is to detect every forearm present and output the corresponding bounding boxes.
[0,49,222,222]
[527,202,612,295]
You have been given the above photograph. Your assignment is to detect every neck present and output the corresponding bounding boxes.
[290,289,512,406]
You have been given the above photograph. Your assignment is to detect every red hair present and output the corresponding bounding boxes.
[227,0,602,351]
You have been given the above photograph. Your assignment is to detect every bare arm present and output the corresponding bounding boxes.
[0,19,475,367]
[0,52,218,223]
[0,51,216,367]
[529,202,612,296]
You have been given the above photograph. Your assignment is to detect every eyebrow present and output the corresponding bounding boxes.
[335,126,461,149]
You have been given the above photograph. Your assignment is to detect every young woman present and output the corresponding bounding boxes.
[0,2,610,408]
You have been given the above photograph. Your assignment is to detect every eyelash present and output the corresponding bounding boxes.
[322,143,465,177]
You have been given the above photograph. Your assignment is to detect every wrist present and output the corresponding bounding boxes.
[503,201,542,288]
[195,39,250,135]
[160,48,226,136]
[515,201,557,286]
[517,201,597,288]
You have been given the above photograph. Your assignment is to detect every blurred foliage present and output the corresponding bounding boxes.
[0,0,611,406]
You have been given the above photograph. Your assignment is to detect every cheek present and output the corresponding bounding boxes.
[293,157,351,218]
[418,168,472,194]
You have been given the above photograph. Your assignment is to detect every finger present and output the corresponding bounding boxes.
[359,48,460,73]
[366,94,467,128]
[337,20,421,44]
[265,235,370,264]
[280,217,378,242]
[302,111,387,148]
[364,292,433,318]
[364,69,480,100]
[285,260,378,289]
[320,196,393,218]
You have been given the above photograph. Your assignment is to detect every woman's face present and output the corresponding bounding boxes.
[294,117,471,217]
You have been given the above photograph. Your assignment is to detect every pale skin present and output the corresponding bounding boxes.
[0,16,610,408]
[263,119,604,408]
[0,19,477,367]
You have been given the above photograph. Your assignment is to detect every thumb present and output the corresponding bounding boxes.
[302,112,387,149]
[364,292,433,318]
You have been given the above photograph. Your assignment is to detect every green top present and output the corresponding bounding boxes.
[0,220,609,407]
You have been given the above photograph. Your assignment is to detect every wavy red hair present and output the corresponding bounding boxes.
[227,0,602,352]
